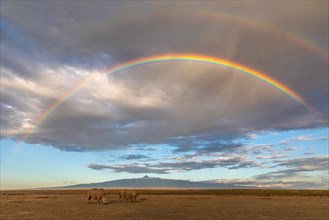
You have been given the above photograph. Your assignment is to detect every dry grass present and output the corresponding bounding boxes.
[1,189,328,220]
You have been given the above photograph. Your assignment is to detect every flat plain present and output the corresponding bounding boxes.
[1,189,328,220]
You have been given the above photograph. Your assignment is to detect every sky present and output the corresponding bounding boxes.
[0,1,328,190]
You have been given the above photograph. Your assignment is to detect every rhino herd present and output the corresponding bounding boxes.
[87,188,139,204]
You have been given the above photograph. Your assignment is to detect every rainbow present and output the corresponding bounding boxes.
[19,53,313,142]
[193,11,329,62]
[120,11,328,62]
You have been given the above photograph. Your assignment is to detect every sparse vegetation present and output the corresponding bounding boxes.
[1,189,328,219]
[131,189,329,196]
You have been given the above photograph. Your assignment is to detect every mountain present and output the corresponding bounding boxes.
[53,175,248,189]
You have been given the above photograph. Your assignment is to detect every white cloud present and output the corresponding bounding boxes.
[280,134,329,145]
[256,155,287,159]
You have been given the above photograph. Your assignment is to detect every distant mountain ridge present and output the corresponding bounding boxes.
[53,175,249,189]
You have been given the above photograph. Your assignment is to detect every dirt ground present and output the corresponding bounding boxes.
[1,190,328,220]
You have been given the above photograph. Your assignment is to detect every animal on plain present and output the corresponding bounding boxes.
[119,190,138,202]
[101,196,110,204]
[87,188,106,204]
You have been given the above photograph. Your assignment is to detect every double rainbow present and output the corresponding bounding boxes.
[120,11,328,62]
[20,53,313,142]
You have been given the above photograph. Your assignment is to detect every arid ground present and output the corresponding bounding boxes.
[1,189,328,220]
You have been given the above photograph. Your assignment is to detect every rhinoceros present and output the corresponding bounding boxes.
[101,196,110,204]
[119,190,138,202]
[87,188,106,204]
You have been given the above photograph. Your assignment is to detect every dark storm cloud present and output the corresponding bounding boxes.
[0,1,328,152]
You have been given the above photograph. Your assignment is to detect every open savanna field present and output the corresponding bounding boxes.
[1,189,328,220]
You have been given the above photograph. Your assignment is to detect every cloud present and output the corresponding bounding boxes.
[172,141,244,153]
[256,155,287,160]
[88,163,169,174]
[246,133,257,140]
[208,156,329,189]
[284,146,300,151]
[0,1,328,153]
[276,156,329,171]
[279,134,329,145]
[240,144,274,155]
[86,153,328,189]
[191,177,327,189]
[303,152,315,156]
[210,178,257,185]
[255,156,329,180]
[88,155,260,174]
[119,154,150,160]
[63,181,78,185]
[253,181,328,189]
